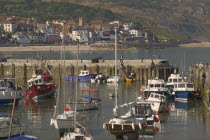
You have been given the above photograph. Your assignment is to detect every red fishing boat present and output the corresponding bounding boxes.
[24,66,57,101]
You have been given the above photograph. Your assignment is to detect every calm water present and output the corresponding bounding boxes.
[0,47,210,140]
[0,81,210,140]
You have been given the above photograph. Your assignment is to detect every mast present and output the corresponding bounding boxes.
[114,27,118,117]
[74,43,79,129]
[8,81,17,140]
[62,23,66,111]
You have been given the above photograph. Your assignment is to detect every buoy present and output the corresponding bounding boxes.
[154,117,159,123]
[165,106,170,112]
[122,124,124,130]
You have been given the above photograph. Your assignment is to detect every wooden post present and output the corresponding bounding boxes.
[96,65,99,74]
[70,64,74,76]
[83,65,87,70]
[12,64,15,78]
[164,68,167,82]
[136,68,140,81]
[1,63,4,77]
[23,64,27,81]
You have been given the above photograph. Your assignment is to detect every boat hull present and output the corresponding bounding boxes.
[0,125,27,139]
[0,90,23,105]
[24,85,56,100]
[174,91,196,101]
[65,74,97,81]
[70,102,101,111]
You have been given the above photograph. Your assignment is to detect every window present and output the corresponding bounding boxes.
[155,84,160,87]
[168,79,172,83]
[173,79,177,82]
[187,84,193,88]
[178,84,185,88]
[178,78,182,82]
[155,95,159,99]
[150,84,154,88]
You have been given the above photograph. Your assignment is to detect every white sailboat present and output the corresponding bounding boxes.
[50,27,84,130]
[61,45,93,140]
[103,27,148,139]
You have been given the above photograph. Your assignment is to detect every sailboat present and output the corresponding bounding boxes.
[61,45,93,140]
[103,27,148,139]
[50,28,85,130]
[0,75,24,106]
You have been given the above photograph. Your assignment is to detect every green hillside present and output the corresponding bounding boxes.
[47,0,210,41]
[1,0,210,41]
[0,0,120,21]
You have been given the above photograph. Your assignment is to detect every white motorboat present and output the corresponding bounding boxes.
[0,78,24,106]
[0,114,27,139]
[107,75,123,83]
[140,78,171,100]
[90,74,108,83]
[166,73,183,94]
[144,93,169,114]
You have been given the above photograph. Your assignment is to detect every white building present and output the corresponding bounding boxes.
[129,29,143,37]
[70,30,88,43]
[123,22,135,31]
[3,21,17,33]
[37,24,54,34]
[12,32,31,44]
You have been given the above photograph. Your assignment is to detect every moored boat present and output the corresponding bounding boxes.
[24,66,57,101]
[144,93,169,114]
[65,70,97,81]
[140,78,171,100]
[68,88,101,111]
[173,82,197,101]
[0,78,23,106]
[0,114,27,139]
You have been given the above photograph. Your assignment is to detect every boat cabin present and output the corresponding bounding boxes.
[148,93,166,102]
[27,75,45,87]
[167,74,182,84]
[0,79,15,89]
[148,79,165,88]
[173,82,194,91]
[127,102,153,117]
[79,70,90,76]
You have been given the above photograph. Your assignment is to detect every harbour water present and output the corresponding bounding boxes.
[1,47,210,140]
[0,81,210,140]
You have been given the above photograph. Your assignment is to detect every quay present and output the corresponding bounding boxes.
[188,64,210,111]
[0,59,177,84]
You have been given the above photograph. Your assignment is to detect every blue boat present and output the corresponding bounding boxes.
[65,70,97,81]
[5,136,38,140]
[173,82,197,101]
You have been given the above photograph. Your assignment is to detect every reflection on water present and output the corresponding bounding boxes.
[0,81,210,140]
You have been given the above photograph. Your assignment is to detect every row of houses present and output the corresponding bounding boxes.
[0,14,157,44]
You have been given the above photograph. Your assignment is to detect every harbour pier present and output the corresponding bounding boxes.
[0,59,177,84]
[188,64,210,111]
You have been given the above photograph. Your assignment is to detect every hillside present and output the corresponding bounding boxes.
[0,0,120,22]
[1,0,210,41]
[44,0,210,41]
